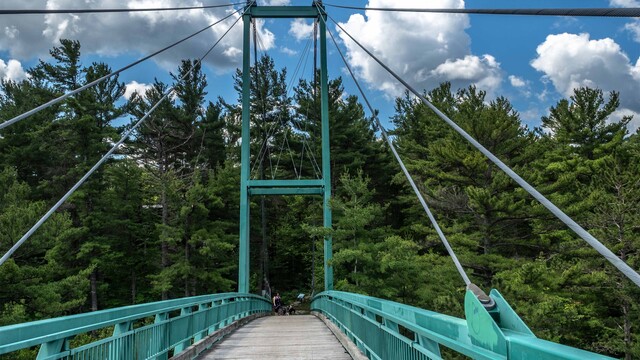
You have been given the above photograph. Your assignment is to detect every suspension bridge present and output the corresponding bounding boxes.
[0,1,638,359]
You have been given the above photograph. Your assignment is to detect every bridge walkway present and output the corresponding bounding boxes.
[199,315,352,360]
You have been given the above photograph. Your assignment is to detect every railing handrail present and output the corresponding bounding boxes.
[312,290,614,360]
[0,292,269,355]
[312,291,495,359]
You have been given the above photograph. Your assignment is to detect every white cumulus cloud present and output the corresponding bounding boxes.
[124,81,152,99]
[531,33,640,112]
[0,1,275,73]
[624,20,640,43]
[280,47,298,56]
[431,54,502,93]
[610,0,640,43]
[609,0,640,6]
[337,0,503,98]
[0,59,28,82]
[610,108,640,133]
[289,18,314,42]
[261,0,290,5]
[509,75,526,88]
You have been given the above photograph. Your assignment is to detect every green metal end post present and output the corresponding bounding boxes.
[319,8,333,291]
[238,11,252,294]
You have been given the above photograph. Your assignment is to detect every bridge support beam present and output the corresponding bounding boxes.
[319,9,333,291]
[238,10,252,294]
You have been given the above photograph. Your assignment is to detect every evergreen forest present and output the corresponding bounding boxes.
[0,40,639,359]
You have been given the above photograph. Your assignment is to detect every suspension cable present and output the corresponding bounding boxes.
[0,3,251,267]
[284,133,299,178]
[313,19,318,100]
[300,18,321,179]
[274,130,289,178]
[250,28,314,179]
[249,20,276,179]
[280,38,314,179]
[274,128,300,179]
[249,19,271,178]
[322,3,640,18]
[252,18,271,181]
[320,8,640,288]
[297,26,318,179]
[0,8,242,131]
[0,2,244,15]
[283,31,313,179]
[323,18,471,286]
[306,138,322,178]
[290,29,322,179]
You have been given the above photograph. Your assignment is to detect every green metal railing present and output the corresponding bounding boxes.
[0,293,271,359]
[312,290,614,360]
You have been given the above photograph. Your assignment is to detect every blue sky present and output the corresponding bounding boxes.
[1,0,639,132]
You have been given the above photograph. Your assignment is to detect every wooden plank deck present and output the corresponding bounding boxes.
[198,315,353,360]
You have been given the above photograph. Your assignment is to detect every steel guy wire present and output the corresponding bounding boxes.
[322,15,471,286]
[0,2,244,15]
[322,3,640,18]
[0,3,251,266]
[0,8,242,131]
[321,7,640,288]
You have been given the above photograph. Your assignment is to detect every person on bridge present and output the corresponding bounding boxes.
[272,292,282,314]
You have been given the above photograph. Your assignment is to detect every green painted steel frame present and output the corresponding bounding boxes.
[249,187,324,196]
[0,293,271,359]
[247,179,324,195]
[312,291,614,360]
[250,6,319,18]
[237,3,333,293]
[238,8,252,294]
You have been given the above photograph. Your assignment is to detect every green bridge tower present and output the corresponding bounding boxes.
[237,2,333,293]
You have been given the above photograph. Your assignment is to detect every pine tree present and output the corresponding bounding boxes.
[128,80,183,299]
[497,87,636,357]
[0,76,61,192]
[392,83,536,285]
[0,168,89,325]
[95,160,157,306]
[542,88,629,160]
[329,170,384,292]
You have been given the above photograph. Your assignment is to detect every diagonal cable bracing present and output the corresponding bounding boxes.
[0,8,242,131]
[323,18,471,287]
[249,19,275,179]
[296,27,320,180]
[250,27,314,180]
[320,8,640,288]
[252,18,276,180]
[306,20,323,180]
[284,131,299,178]
[273,31,314,179]
[322,3,640,18]
[0,2,244,15]
[250,20,284,180]
[0,4,251,267]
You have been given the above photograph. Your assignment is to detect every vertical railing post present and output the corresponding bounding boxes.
[194,303,210,342]
[173,307,193,354]
[111,321,132,360]
[238,7,253,294]
[154,312,169,360]
[36,338,68,360]
[318,3,333,291]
